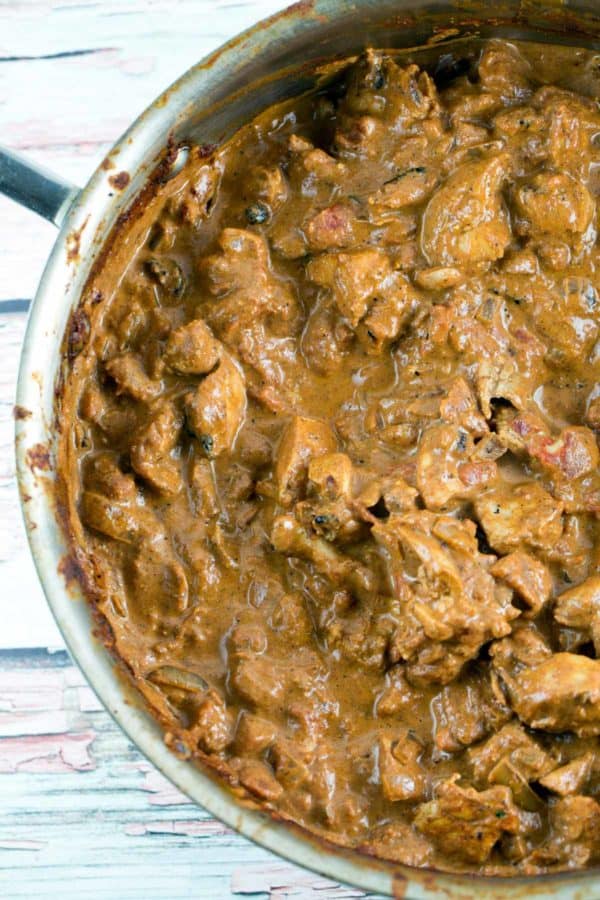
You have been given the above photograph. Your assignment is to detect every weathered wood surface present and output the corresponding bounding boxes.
[0,2,385,897]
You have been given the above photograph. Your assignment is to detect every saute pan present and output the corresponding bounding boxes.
[5,1,600,896]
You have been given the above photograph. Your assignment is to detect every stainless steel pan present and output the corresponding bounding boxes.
[6,2,600,896]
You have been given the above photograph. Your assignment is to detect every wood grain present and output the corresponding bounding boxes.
[0,2,386,897]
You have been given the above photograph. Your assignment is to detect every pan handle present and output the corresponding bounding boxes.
[0,144,80,228]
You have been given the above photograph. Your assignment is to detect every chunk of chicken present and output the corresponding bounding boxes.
[375,512,517,684]
[378,730,427,802]
[185,355,246,457]
[490,551,552,617]
[514,172,594,238]
[504,653,600,737]
[414,776,519,864]
[305,203,359,251]
[416,423,497,510]
[307,249,393,327]
[477,41,532,99]
[539,753,594,797]
[368,166,438,210]
[431,666,512,752]
[204,228,269,296]
[271,514,376,602]
[468,722,554,787]
[275,416,337,506]
[307,452,354,500]
[335,52,441,159]
[130,400,183,495]
[189,689,233,753]
[169,160,220,227]
[105,352,161,403]
[553,575,600,655]
[359,821,433,868]
[545,795,600,866]
[474,483,564,555]
[164,319,221,375]
[421,155,511,266]
[80,491,147,544]
[498,410,600,481]
[83,452,137,503]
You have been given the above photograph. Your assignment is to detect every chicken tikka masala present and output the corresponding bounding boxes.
[60,40,600,875]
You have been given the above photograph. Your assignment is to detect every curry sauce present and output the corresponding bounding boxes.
[60,40,600,875]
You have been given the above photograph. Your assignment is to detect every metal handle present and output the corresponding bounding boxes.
[0,145,80,228]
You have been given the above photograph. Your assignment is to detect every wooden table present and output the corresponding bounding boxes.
[0,3,383,897]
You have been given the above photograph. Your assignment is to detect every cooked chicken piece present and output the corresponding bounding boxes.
[288,133,347,182]
[83,452,137,502]
[416,424,497,510]
[477,41,532,98]
[305,204,359,251]
[189,689,233,754]
[368,166,438,210]
[504,653,600,737]
[169,160,220,227]
[105,352,161,403]
[491,551,552,617]
[432,666,512,752]
[237,758,283,802]
[307,452,354,500]
[421,155,511,266]
[489,622,552,676]
[514,172,594,238]
[539,753,594,797]
[245,163,288,211]
[307,248,393,327]
[474,482,564,555]
[414,776,519,864]
[126,539,189,618]
[553,575,600,655]
[275,416,337,506]
[378,730,428,802]
[359,821,433,867]
[498,409,599,481]
[271,514,376,602]
[185,355,246,457]
[356,281,419,352]
[543,795,600,866]
[130,400,183,495]
[335,52,441,159]
[439,376,488,436]
[468,720,554,811]
[164,319,221,375]
[375,512,517,685]
[203,228,269,295]
[80,491,146,544]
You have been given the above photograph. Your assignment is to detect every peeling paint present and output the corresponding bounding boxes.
[0,730,96,773]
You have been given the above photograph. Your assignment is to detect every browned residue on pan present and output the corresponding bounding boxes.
[58,552,85,589]
[108,171,130,190]
[13,405,32,420]
[26,442,51,472]
[66,215,90,263]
